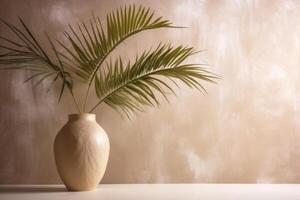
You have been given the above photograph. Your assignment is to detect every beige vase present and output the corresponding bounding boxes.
[54,114,110,191]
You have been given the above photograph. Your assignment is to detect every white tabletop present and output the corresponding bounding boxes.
[0,184,299,200]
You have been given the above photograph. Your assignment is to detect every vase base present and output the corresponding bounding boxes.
[66,185,97,192]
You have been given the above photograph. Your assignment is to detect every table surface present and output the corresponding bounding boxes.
[0,184,300,200]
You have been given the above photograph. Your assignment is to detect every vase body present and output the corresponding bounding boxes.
[54,114,109,191]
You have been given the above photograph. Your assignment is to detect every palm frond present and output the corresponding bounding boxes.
[0,18,72,102]
[59,5,175,86]
[90,44,217,116]
[0,6,218,116]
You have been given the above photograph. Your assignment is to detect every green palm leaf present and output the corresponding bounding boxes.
[59,5,176,105]
[91,44,217,117]
[0,18,73,103]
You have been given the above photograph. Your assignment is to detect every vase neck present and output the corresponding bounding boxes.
[68,114,96,121]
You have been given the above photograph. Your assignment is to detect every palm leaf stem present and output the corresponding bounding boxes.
[70,89,82,113]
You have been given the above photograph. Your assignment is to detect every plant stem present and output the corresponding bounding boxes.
[83,85,90,112]
[89,99,103,113]
[69,89,82,113]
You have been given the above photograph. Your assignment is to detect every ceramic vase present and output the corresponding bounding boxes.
[54,114,109,191]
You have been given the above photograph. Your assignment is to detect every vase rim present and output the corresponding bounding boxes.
[68,113,96,121]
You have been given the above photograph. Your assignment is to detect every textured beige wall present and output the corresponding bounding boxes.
[0,0,300,184]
